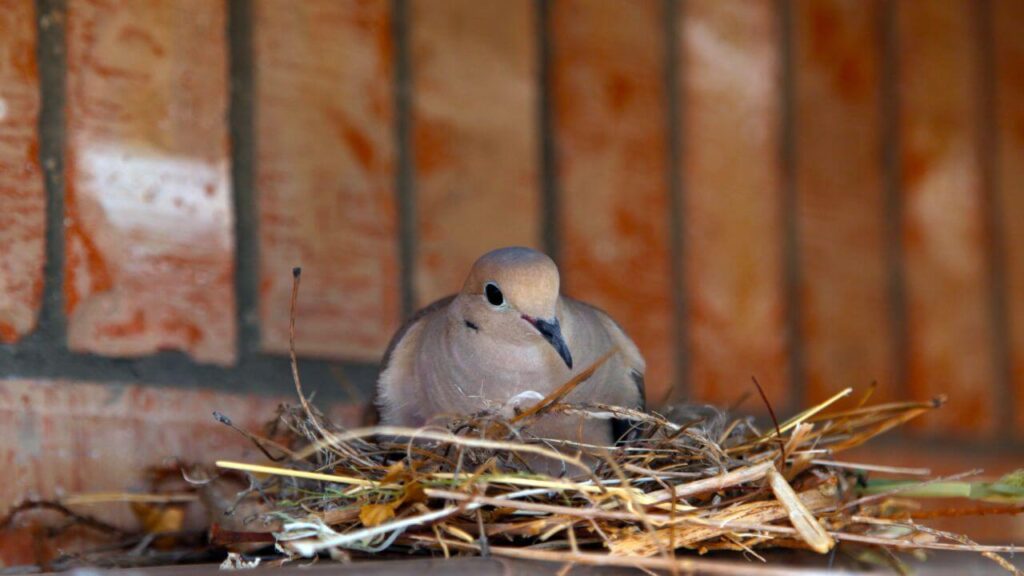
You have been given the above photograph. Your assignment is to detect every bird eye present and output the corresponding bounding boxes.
[484,282,504,307]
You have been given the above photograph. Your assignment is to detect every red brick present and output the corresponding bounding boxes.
[995,0,1024,435]
[411,0,540,305]
[551,0,675,404]
[897,0,995,436]
[681,0,788,408]
[255,0,400,361]
[0,379,364,565]
[64,0,236,364]
[795,0,896,404]
[0,1,45,343]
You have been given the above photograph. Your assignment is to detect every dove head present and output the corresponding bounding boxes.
[456,247,572,369]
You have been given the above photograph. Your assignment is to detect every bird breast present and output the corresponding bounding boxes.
[415,321,568,419]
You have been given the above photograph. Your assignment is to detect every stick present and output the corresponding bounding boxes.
[644,461,775,505]
[766,468,834,554]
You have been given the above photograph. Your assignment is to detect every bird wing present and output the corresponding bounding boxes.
[376,295,455,425]
[563,297,646,409]
[379,295,455,374]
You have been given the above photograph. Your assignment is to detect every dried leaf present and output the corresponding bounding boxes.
[130,502,186,550]
[402,481,427,505]
[130,502,185,534]
[359,503,396,528]
[381,461,409,484]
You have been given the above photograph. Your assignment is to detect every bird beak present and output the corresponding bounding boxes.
[524,315,573,369]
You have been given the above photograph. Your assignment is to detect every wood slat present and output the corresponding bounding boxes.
[255,0,400,360]
[681,0,788,409]
[411,0,540,306]
[794,0,895,404]
[552,0,675,403]
[897,0,995,435]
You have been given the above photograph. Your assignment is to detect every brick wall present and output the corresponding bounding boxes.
[1,0,1023,560]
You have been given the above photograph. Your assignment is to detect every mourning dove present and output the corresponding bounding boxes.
[376,246,645,447]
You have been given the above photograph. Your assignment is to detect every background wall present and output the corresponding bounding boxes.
[1,0,1022,559]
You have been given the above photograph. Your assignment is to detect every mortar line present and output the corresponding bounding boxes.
[393,0,417,318]
[880,0,910,408]
[0,346,377,401]
[228,0,260,358]
[778,0,804,416]
[974,0,1013,435]
[33,0,68,347]
[536,0,560,263]
[663,0,689,406]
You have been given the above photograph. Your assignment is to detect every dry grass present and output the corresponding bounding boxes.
[5,269,1023,574]
[201,379,1021,575]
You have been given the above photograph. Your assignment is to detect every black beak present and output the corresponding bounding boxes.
[526,316,573,369]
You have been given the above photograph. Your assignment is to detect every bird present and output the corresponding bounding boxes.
[376,246,645,448]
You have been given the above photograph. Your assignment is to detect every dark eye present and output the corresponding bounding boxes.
[484,282,504,307]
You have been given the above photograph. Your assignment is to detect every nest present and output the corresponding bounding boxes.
[8,385,1022,574]
[5,271,1023,574]
[196,375,1021,575]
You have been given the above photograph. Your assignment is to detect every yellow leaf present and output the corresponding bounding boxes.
[359,503,396,527]
[130,502,185,534]
[401,481,427,505]
[380,461,408,484]
[130,502,186,550]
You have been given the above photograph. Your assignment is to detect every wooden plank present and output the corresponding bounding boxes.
[681,0,788,408]
[411,0,540,305]
[254,0,399,361]
[897,0,995,435]
[794,0,895,404]
[993,0,1024,434]
[64,0,235,364]
[0,0,45,343]
[552,0,675,403]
